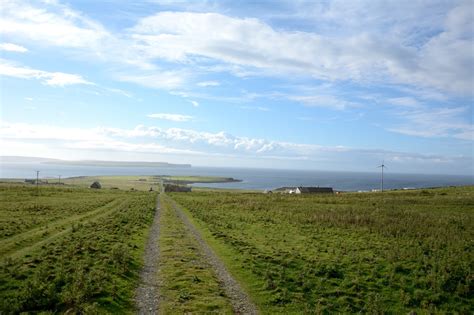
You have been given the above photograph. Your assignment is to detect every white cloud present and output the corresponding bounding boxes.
[1,120,471,173]
[2,0,471,96]
[189,100,199,107]
[0,59,92,86]
[129,8,473,94]
[64,139,203,155]
[0,43,28,52]
[0,121,107,141]
[43,71,91,86]
[0,121,319,155]
[289,94,358,110]
[383,92,473,141]
[147,113,194,122]
[0,0,110,49]
[387,97,422,108]
[103,125,342,157]
[117,71,187,89]
[388,106,473,140]
[197,80,220,87]
[5,118,467,164]
[131,12,360,78]
[413,1,474,94]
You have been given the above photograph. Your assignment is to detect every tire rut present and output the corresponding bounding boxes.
[2,198,126,259]
[164,195,258,315]
[135,195,162,314]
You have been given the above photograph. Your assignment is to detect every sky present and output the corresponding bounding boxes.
[0,0,473,175]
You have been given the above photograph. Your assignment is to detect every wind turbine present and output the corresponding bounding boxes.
[377,161,387,192]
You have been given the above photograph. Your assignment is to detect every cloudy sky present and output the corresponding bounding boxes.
[0,0,472,174]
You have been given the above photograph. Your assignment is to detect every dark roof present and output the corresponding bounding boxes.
[298,187,333,193]
[273,186,297,191]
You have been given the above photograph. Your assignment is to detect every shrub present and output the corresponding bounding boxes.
[90,182,101,189]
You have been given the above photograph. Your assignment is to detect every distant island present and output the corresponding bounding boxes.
[0,156,191,168]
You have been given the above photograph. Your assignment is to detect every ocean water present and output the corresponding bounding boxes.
[1,162,472,191]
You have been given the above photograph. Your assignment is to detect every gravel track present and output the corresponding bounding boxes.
[135,195,162,314]
[165,195,258,315]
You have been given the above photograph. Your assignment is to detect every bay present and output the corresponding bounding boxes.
[1,162,472,191]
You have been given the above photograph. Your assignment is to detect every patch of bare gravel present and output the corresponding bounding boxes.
[166,195,259,315]
[135,196,161,314]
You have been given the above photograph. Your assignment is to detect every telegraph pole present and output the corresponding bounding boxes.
[58,175,61,185]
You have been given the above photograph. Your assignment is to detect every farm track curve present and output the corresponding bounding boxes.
[135,195,162,314]
[164,194,258,315]
[1,198,127,259]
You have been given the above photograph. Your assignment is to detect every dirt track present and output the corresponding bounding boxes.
[135,196,162,314]
[165,195,258,315]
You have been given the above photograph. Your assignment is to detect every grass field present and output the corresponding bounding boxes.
[0,184,156,313]
[58,175,239,191]
[1,180,472,314]
[61,175,161,191]
[170,186,474,314]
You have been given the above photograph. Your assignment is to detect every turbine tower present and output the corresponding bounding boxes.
[377,161,387,192]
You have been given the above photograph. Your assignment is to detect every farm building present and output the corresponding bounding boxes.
[296,187,333,194]
[164,184,192,192]
[273,186,297,193]
[274,186,333,194]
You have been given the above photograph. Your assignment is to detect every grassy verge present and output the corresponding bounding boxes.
[0,185,156,313]
[158,195,233,313]
[170,186,474,314]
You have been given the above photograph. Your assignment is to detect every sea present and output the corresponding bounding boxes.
[1,161,473,192]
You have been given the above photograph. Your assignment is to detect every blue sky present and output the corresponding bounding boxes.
[0,0,472,174]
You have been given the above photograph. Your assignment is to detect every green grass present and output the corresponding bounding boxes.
[1,175,162,191]
[0,184,156,314]
[62,175,239,190]
[170,186,474,314]
[158,195,233,313]
[0,183,118,238]
[62,175,162,191]
[3,175,243,192]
